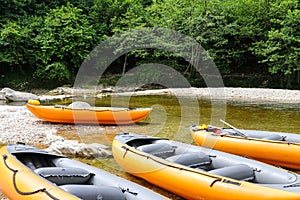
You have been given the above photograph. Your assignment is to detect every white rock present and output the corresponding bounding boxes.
[1,87,39,102]
[45,140,111,158]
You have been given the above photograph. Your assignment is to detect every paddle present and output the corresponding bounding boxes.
[220,119,247,137]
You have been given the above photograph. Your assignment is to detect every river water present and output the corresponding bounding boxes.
[54,95,300,142]
[39,95,299,199]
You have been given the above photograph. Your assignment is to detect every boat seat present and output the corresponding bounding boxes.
[60,185,126,200]
[34,167,94,185]
[137,142,176,158]
[261,134,285,141]
[209,164,254,181]
[166,152,212,169]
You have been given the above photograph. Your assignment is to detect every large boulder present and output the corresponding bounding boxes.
[1,87,39,102]
[0,91,5,100]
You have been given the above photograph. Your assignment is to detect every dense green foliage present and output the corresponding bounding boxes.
[0,0,299,89]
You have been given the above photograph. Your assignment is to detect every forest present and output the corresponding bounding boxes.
[0,0,299,89]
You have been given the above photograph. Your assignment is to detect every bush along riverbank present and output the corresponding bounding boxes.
[1,1,300,89]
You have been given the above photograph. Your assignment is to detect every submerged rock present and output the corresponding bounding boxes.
[45,140,112,158]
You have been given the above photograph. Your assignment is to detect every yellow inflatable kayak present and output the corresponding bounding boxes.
[190,124,300,170]
[26,100,151,125]
[113,132,300,200]
[0,143,168,200]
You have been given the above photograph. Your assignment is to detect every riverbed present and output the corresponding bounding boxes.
[0,88,300,199]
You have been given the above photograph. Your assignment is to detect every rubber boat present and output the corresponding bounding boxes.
[112,132,300,200]
[0,143,168,200]
[25,100,152,125]
[190,123,300,170]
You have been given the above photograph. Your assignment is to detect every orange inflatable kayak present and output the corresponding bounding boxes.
[0,143,168,200]
[190,124,300,170]
[25,100,151,125]
[113,132,300,200]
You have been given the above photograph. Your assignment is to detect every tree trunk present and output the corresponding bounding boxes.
[122,55,128,75]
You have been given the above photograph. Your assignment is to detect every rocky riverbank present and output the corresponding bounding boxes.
[2,86,300,103]
[0,105,111,157]
[0,105,63,145]
[112,87,300,103]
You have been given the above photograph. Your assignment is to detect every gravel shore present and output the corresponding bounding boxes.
[114,87,300,103]
[0,105,65,146]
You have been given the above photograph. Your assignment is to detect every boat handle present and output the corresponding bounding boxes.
[2,154,59,200]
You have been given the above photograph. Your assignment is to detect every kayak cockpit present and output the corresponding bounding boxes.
[12,152,127,200]
[131,138,299,189]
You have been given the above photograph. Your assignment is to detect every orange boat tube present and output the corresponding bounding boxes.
[26,100,151,125]
[0,147,79,200]
[0,143,169,200]
[113,132,300,200]
[190,124,300,170]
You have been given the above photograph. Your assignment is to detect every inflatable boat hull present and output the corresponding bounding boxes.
[191,125,300,170]
[26,102,151,125]
[0,144,167,200]
[113,132,300,200]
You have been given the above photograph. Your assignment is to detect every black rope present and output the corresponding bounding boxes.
[222,179,241,186]
[3,154,59,200]
[283,183,300,188]
[120,146,233,188]
[121,188,138,195]
[221,134,300,146]
[121,146,129,158]
[210,178,222,187]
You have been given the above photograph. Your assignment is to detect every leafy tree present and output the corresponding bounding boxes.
[0,16,42,73]
[144,0,238,74]
[0,0,299,89]
[219,0,272,72]
[33,3,96,82]
[0,0,32,21]
[91,0,141,37]
[252,0,300,88]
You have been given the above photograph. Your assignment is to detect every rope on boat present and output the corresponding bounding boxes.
[121,187,138,195]
[120,146,241,187]
[2,154,59,200]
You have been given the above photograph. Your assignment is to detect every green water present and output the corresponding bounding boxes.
[52,95,300,199]
[55,95,300,141]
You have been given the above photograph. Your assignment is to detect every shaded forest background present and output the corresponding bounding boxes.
[0,0,299,90]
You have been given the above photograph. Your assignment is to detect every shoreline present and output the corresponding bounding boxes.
[2,86,299,104]
[110,87,300,104]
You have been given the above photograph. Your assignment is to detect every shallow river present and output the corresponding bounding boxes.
[40,95,300,199]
